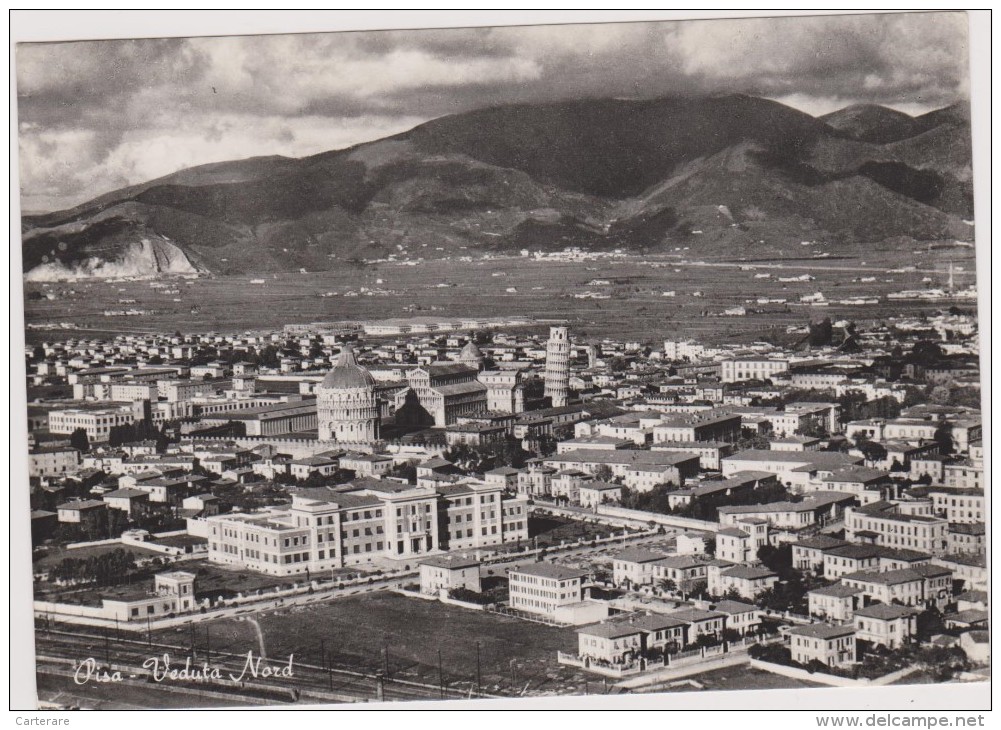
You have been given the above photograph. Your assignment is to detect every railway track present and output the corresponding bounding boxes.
[35,627,485,705]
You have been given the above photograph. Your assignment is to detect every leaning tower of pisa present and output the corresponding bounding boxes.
[544,326,571,408]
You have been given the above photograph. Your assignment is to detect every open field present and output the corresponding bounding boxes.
[173,590,592,697]
[643,664,825,693]
[22,246,977,345]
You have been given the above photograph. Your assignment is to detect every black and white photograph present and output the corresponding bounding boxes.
[10,10,990,716]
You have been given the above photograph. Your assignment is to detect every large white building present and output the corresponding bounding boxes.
[508,562,586,617]
[844,502,949,556]
[205,479,527,575]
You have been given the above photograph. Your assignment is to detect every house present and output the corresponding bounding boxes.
[931,553,987,591]
[289,454,341,480]
[947,522,986,555]
[717,491,854,531]
[955,590,988,612]
[612,548,668,588]
[711,599,762,636]
[484,466,520,491]
[418,555,481,595]
[943,610,988,631]
[787,624,856,668]
[852,604,919,649]
[665,608,727,641]
[339,453,394,478]
[507,563,587,618]
[707,563,778,599]
[721,450,862,491]
[665,470,776,510]
[808,583,864,622]
[181,493,222,518]
[716,518,769,564]
[578,481,622,509]
[29,445,81,478]
[792,535,850,573]
[55,499,108,529]
[576,612,691,665]
[575,620,644,666]
[959,630,990,665]
[820,544,885,579]
[102,488,151,518]
[840,565,953,609]
[651,554,714,593]
[101,571,198,622]
[543,449,700,491]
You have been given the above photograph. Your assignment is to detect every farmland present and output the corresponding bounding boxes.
[21,244,976,346]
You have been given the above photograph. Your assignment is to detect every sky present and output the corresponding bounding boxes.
[16,11,971,212]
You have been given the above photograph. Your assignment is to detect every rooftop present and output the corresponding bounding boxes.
[854,603,919,620]
[788,623,856,640]
[510,563,588,582]
[419,555,481,570]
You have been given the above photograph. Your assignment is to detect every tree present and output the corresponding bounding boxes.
[933,423,955,455]
[388,460,418,484]
[722,586,743,602]
[757,544,795,581]
[909,341,945,366]
[593,465,614,482]
[609,357,628,373]
[657,577,677,595]
[69,428,90,452]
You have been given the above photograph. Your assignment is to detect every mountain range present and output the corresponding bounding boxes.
[20,94,974,279]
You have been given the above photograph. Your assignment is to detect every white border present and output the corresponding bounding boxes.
[8,8,992,717]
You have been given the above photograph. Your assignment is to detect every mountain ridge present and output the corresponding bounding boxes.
[21,94,974,277]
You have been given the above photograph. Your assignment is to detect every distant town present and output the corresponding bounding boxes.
[26,302,985,707]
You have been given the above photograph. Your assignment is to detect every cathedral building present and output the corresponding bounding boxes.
[395,363,488,427]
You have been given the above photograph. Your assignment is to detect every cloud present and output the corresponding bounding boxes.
[15,12,970,211]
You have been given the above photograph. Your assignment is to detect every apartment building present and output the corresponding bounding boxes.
[840,565,953,609]
[844,503,949,556]
[652,411,741,444]
[508,563,587,617]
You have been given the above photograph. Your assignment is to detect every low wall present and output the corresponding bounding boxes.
[749,659,921,688]
[34,601,110,620]
[180,435,345,459]
[596,504,718,533]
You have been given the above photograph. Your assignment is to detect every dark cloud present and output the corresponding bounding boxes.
[15,12,969,211]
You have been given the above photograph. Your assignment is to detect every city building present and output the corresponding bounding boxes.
[418,555,482,595]
[507,563,587,617]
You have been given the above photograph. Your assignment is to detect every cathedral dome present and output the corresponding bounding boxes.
[321,346,375,390]
[459,341,483,360]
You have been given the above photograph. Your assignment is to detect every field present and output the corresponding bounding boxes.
[21,245,977,345]
[644,664,825,693]
[175,590,591,697]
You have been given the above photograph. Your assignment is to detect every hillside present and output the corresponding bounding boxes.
[20,94,974,277]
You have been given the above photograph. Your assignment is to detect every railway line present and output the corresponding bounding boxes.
[35,626,486,706]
